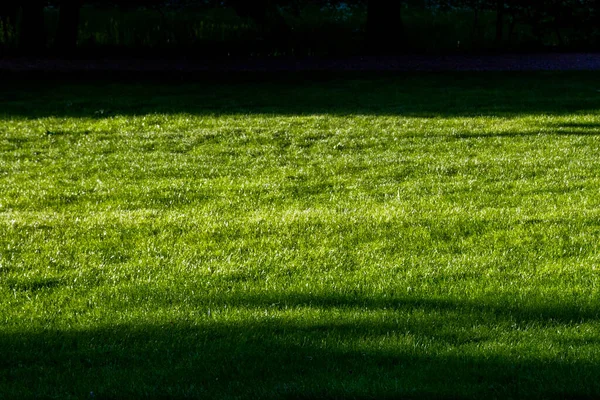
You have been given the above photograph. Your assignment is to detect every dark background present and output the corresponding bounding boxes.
[1,0,599,59]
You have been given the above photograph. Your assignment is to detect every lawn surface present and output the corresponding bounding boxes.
[1,72,600,399]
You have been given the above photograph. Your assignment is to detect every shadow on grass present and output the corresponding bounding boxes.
[203,291,600,325]
[2,293,600,399]
[1,72,600,119]
[547,122,600,129]
[2,72,600,399]
[456,128,600,138]
[5,277,62,292]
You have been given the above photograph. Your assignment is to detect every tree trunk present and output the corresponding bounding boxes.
[495,0,504,48]
[0,4,19,46]
[470,0,480,48]
[507,16,515,46]
[19,0,46,54]
[366,0,403,55]
[56,0,82,54]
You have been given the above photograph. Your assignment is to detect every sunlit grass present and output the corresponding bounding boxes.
[1,73,600,398]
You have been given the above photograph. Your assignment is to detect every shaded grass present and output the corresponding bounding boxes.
[2,72,600,119]
[1,72,600,398]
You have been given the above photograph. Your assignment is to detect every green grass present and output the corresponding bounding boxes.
[1,72,600,399]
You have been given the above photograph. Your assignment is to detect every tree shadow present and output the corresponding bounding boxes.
[2,72,600,399]
[456,129,600,139]
[550,122,600,129]
[1,72,599,119]
[455,119,600,138]
[4,277,63,292]
[2,292,600,398]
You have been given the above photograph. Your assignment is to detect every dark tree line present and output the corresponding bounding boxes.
[437,0,599,48]
[0,0,412,55]
[2,0,599,56]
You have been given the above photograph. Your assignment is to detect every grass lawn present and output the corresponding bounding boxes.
[1,72,600,399]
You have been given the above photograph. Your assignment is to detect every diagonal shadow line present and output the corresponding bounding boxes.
[109,288,600,326]
[546,122,600,129]
[455,129,600,138]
